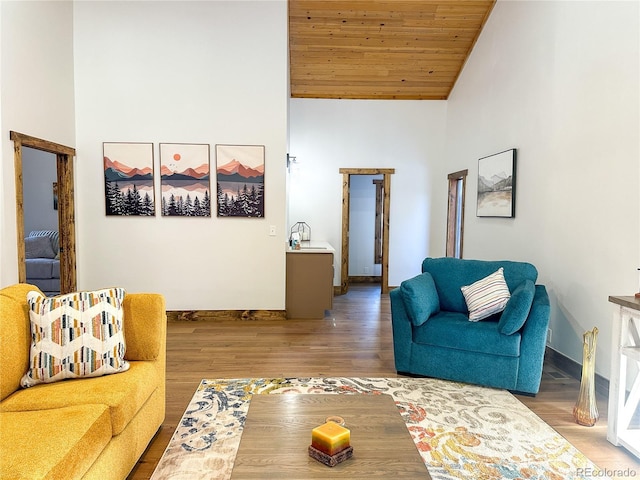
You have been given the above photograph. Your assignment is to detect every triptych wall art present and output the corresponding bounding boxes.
[103,142,265,218]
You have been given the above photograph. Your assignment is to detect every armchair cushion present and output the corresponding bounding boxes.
[498,279,535,335]
[413,311,521,357]
[399,272,440,327]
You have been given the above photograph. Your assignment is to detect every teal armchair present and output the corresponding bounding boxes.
[390,257,550,395]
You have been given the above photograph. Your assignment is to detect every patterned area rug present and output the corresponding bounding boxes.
[151,377,607,480]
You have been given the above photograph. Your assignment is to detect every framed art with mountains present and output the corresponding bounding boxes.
[477,148,517,218]
[160,143,211,217]
[103,142,155,216]
[216,144,265,218]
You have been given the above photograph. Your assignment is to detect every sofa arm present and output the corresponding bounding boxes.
[123,293,167,361]
[515,285,551,394]
[390,288,413,372]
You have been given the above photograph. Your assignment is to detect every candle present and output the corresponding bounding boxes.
[311,421,350,456]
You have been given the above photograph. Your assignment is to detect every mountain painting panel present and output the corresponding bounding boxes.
[103,142,155,216]
[477,148,517,218]
[215,144,265,218]
[160,143,211,217]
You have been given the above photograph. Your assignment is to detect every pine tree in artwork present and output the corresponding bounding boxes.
[162,196,168,216]
[177,196,185,216]
[123,188,134,215]
[193,196,202,216]
[220,192,229,216]
[216,183,223,214]
[246,184,261,217]
[203,190,211,217]
[142,192,154,216]
[243,184,250,215]
[131,184,142,215]
[184,194,193,216]
[255,183,264,217]
[105,180,124,215]
[168,193,178,216]
[217,183,227,216]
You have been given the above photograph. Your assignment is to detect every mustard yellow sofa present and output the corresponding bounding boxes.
[0,283,167,480]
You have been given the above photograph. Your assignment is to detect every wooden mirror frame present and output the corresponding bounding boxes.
[11,131,77,294]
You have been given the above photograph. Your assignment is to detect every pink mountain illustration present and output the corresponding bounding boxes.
[181,167,208,179]
[104,157,153,176]
[217,159,263,178]
[161,163,209,178]
[194,164,210,175]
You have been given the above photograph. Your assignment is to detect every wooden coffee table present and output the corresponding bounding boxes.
[230,394,431,479]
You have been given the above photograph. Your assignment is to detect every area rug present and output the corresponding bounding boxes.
[151,377,607,480]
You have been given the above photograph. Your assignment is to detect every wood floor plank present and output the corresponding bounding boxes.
[127,285,640,479]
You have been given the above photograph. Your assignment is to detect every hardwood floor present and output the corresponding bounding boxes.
[128,284,640,479]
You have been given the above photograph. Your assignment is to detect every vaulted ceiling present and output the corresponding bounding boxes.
[289,0,496,100]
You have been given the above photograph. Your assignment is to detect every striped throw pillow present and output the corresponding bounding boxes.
[21,288,129,388]
[461,268,511,322]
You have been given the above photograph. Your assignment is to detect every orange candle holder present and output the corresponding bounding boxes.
[309,421,353,467]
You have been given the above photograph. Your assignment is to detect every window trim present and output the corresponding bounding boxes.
[446,169,468,258]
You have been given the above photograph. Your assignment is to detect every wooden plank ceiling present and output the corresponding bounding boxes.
[289,0,496,100]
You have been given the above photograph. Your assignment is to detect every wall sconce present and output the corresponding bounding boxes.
[287,153,298,171]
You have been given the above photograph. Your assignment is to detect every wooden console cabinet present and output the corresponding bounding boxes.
[608,295,640,459]
[286,242,334,319]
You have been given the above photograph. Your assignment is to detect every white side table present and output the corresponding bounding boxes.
[608,295,640,459]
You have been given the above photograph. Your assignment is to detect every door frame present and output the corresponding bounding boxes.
[339,168,394,295]
[11,131,77,293]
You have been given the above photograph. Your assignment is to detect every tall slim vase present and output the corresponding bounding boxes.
[573,327,599,426]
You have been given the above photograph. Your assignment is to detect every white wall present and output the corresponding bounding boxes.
[288,99,447,287]
[73,1,288,310]
[441,0,640,378]
[0,0,75,287]
[22,147,58,234]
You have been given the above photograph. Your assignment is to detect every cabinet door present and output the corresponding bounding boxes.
[286,253,333,319]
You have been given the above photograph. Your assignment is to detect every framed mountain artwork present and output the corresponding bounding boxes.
[216,144,265,218]
[477,148,517,218]
[103,142,155,216]
[159,143,211,217]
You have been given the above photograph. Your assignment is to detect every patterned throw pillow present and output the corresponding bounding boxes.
[21,288,129,388]
[461,268,511,322]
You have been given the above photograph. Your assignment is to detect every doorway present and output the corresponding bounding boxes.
[11,131,77,294]
[339,168,394,295]
[348,174,383,284]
